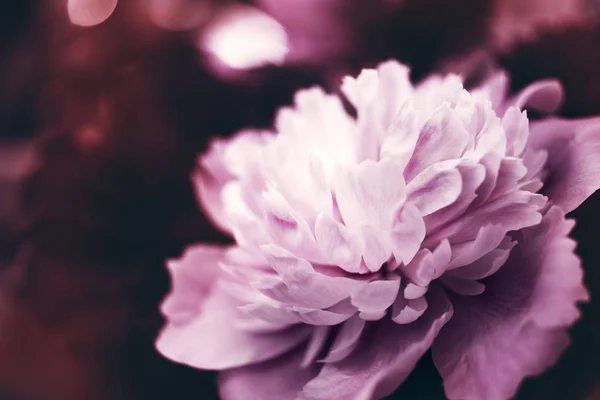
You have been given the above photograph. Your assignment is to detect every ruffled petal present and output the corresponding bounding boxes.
[196,131,271,233]
[350,279,401,315]
[405,107,471,180]
[390,204,426,265]
[161,245,228,324]
[528,116,600,212]
[504,79,564,115]
[314,213,362,273]
[334,159,406,230]
[432,206,588,400]
[321,315,366,363]
[299,287,453,400]
[156,289,312,370]
[259,244,364,309]
[406,162,463,217]
[219,346,321,400]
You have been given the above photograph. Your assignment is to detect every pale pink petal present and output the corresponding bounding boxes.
[314,213,362,273]
[334,159,406,229]
[156,290,312,370]
[380,99,421,170]
[262,188,319,258]
[359,224,392,272]
[404,283,429,300]
[259,244,363,309]
[424,161,486,233]
[502,107,529,157]
[390,204,426,265]
[350,279,401,315]
[161,245,228,324]
[402,240,451,287]
[405,108,471,180]
[406,163,463,217]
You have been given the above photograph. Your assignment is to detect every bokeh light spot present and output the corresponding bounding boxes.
[201,5,288,70]
[67,0,118,27]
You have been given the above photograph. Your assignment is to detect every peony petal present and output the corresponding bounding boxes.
[424,161,486,233]
[502,107,529,157]
[528,117,600,212]
[350,279,401,315]
[299,287,453,400]
[490,157,528,199]
[471,70,509,110]
[405,106,471,180]
[341,69,379,108]
[507,79,564,115]
[219,345,321,400]
[432,206,588,400]
[302,326,330,367]
[161,245,229,324]
[406,161,462,217]
[239,302,303,325]
[375,61,414,128]
[380,99,421,170]
[359,224,392,272]
[314,213,362,273]
[471,151,502,206]
[427,189,543,245]
[447,225,507,270]
[262,188,319,258]
[390,204,426,265]
[156,290,312,370]
[260,244,363,309]
[403,239,451,287]
[321,314,366,363]
[334,159,406,230]
[404,283,429,300]
[440,276,485,296]
[291,307,354,326]
[196,131,271,233]
[447,236,516,280]
[391,295,428,325]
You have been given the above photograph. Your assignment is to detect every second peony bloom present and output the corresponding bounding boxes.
[156,60,600,400]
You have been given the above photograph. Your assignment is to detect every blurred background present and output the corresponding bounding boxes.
[1,0,600,399]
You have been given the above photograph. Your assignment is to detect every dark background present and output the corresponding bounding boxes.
[1,1,599,399]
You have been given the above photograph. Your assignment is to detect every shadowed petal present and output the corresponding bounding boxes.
[529,117,600,212]
[219,346,321,400]
[505,79,564,115]
[321,315,366,363]
[432,206,588,400]
[299,287,453,400]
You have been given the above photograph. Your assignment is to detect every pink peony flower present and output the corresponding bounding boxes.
[156,60,600,400]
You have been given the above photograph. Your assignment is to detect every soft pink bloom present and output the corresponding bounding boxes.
[157,61,600,400]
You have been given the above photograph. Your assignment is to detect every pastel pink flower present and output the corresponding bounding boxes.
[157,61,600,400]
